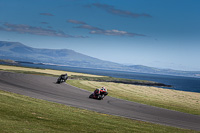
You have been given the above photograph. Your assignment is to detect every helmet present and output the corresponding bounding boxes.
[101,87,107,91]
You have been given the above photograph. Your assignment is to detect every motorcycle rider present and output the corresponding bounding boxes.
[94,87,108,98]
[57,73,68,83]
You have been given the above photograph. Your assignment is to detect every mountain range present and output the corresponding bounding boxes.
[0,41,200,78]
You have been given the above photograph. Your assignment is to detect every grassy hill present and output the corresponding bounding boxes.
[1,65,200,115]
[0,65,199,132]
[0,90,196,133]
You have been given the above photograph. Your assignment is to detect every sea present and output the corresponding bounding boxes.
[19,63,200,93]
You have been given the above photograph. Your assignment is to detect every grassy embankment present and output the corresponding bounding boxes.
[0,65,200,115]
[68,80,200,115]
[0,90,197,133]
[0,65,200,132]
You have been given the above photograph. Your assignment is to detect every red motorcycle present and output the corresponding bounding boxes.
[89,88,108,100]
[89,93,105,100]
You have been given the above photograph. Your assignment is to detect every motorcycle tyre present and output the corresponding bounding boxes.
[89,94,93,98]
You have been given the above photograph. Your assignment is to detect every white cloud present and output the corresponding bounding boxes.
[68,19,146,37]
[0,23,86,38]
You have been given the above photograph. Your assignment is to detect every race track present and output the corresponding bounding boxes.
[0,71,200,131]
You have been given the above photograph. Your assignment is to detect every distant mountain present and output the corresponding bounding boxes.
[127,65,200,78]
[0,41,124,70]
[0,41,200,78]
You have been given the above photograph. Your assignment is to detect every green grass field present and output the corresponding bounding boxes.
[0,90,197,133]
[0,64,200,132]
[1,64,200,115]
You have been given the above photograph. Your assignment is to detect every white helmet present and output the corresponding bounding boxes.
[102,87,107,91]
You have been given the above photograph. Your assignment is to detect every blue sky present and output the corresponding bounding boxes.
[0,0,200,71]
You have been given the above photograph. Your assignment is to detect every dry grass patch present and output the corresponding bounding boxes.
[0,65,103,77]
[77,80,200,115]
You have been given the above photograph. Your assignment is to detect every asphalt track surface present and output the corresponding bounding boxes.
[0,71,200,131]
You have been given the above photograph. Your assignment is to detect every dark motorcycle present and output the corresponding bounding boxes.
[56,74,68,84]
[56,77,65,84]
[89,93,105,100]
